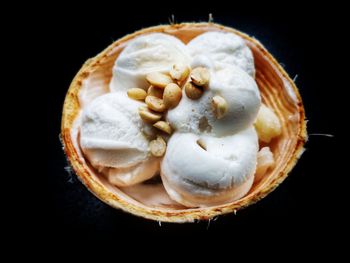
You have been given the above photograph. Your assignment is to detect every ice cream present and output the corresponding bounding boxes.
[161,128,258,207]
[187,31,255,77]
[110,33,191,93]
[80,93,159,186]
[80,31,263,205]
[167,63,261,136]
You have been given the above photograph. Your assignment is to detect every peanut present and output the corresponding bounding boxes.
[150,135,166,157]
[163,83,182,108]
[185,82,203,100]
[153,121,172,134]
[145,96,166,112]
[146,72,173,88]
[190,67,210,86]
[212,95,228,119]
[147,85,163,99]
[170,63,190,82]
[138,107,162,123]
[127,88,147,100]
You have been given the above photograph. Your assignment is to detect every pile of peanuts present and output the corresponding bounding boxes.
[127,63,228,157]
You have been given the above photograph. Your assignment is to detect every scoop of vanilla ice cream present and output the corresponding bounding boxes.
[187,31,255,76]
[110,33,191,92]
[80,93,159,186]
[167,63,261,136]
[161,127,258,207]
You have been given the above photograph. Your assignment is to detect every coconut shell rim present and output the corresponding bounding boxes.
[61,22,307,223]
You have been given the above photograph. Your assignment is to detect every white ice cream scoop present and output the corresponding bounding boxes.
[110,33,191,92]
[187,31,255,77]
[167,63,261,136]
[80,93,159,186]
[161,127,258,207]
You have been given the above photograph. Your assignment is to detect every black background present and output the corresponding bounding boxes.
[45,4,342,245]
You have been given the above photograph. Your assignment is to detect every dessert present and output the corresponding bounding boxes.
[61,23,307,222]
[110,33,190,93]
[80,93,160,186]
[161,128,259,207]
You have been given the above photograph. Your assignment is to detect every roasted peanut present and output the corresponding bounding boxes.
[147,85,164,98]
[138,107,162,123]
[146,72,173,88]
[185,82,203,100]
[150,135,166,157]
[212,95,228,119]
[127,88,147,100]
[170,63,190,82]
[145,96,166,112]
[190,67,210,86]
[153,121,172,134]
[163,83,182,108]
